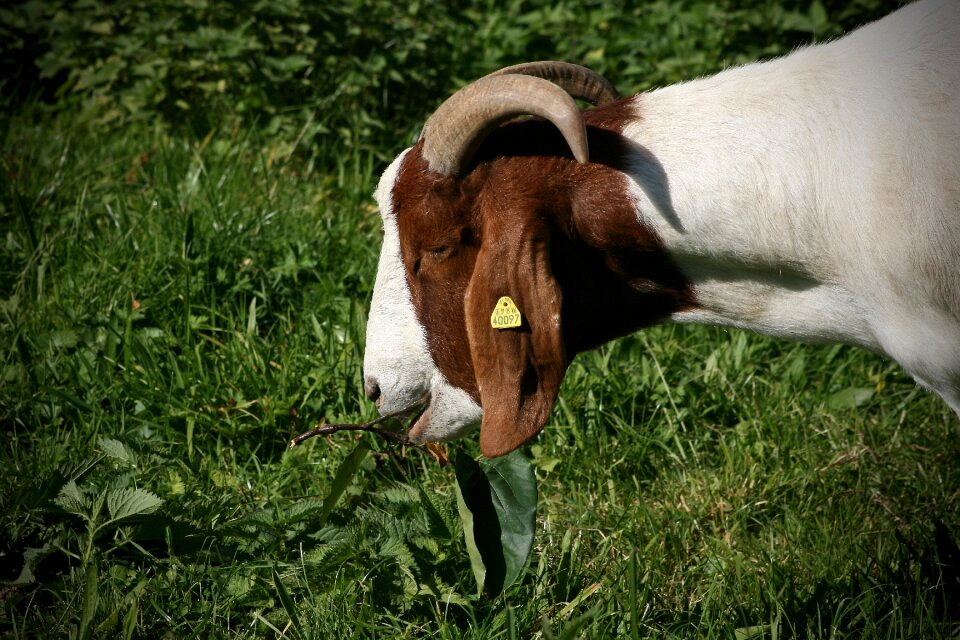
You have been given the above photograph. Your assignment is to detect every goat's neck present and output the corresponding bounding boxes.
[622,55,879,351]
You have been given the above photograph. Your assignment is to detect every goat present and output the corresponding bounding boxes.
[363,0,960,458]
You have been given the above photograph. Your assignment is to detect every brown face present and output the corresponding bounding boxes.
[379,104,696,457]
[392,150,483,403]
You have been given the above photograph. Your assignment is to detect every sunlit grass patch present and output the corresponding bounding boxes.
[3,0,957,634]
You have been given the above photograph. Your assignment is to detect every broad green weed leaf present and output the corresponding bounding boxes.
[55,480,89,517]
[809,0,829,32]
[281,498,327,523]
[10,545,52,585]
[734,625,771,640]
[98,438,136,468]
[482,453,537,592]
[417,484,454,540]
[454,450,537,597]
[106,488,163,522]
[379,536,418,581]
[827,386,874,410]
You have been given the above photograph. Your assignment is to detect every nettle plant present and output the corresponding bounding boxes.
[289,417,539,599]
[18,431,537,633]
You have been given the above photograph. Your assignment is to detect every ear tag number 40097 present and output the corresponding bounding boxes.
[490,296,522,329]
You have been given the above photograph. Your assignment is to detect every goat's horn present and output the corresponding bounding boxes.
[422,74,587,176]
[486,61,620,106]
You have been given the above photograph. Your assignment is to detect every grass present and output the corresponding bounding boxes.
[3,10,960,637]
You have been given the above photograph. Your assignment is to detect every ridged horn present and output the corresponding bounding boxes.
[422,74,588,176]
[486,61,620,106]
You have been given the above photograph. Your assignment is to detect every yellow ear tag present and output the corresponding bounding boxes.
[490,296,522,329]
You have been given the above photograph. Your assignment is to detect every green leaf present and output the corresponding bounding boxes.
[735,625,771,640]
[55,480,89,517]
[98,438,136,468]
[105,488,163,523]
[264,54,311,73]
[318,440,370,526]
[9,545,52,585]
[454,450,537,598]
[281,498,327,523]
[809,0,828,31]
[827,386,874,410]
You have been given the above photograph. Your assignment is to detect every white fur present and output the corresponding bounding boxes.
[364,150,483,440]
[621,0,960,415]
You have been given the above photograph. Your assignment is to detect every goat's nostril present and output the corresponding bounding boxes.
[363,377,382,403]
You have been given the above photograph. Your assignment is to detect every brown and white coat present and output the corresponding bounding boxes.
[364,0,960,457]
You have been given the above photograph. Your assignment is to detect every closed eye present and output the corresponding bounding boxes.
[413,227,472,276]
[412,244,455,277]
[425,245,454,259]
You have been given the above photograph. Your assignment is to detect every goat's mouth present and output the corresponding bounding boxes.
[375,393,432,442]
[365,394,431,442]
[402,389,482,444]
[405,399,434,443]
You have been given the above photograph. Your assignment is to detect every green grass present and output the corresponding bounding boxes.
[3,1,960,636]
[4,101,959,640]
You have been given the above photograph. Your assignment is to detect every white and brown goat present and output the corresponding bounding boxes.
[363,0,960,457]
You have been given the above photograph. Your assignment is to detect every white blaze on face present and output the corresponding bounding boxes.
[365,149,432,410]
[364,149,482,442]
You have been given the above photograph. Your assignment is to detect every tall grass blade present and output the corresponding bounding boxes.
[122,599,138,640]
[629,550,639,640]
[318,440,371,527]
[78,559,98,640]
[272,566,301,636]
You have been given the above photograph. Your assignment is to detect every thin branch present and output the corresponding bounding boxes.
[288,402,425,449]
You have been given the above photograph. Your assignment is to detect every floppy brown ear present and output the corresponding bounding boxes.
[464,215,567,457]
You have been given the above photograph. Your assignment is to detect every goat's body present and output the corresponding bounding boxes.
[622,0,960,413]
[364,0,960,458]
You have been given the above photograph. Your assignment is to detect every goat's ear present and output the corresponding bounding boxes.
[464,218,567,457]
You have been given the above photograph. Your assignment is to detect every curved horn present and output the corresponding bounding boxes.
[422,74,588,176]
[486,61,620,106]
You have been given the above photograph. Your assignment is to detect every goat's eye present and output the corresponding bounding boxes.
[426,244,453,259]
[412,244,453,278]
